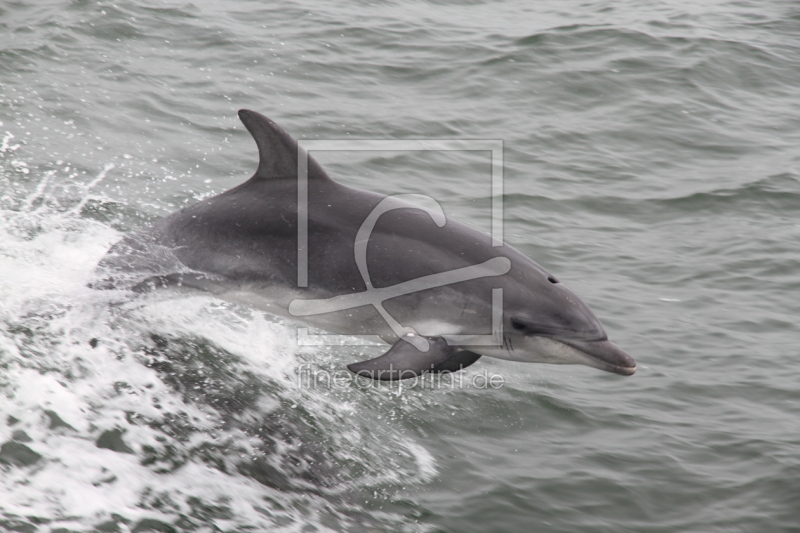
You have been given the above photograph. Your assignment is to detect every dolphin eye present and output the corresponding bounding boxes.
[511,318,527,331]
[547,276,559,284]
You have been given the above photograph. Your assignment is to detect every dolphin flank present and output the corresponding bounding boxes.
[95,109,636,380]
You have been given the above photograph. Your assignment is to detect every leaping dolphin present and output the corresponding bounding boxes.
[95,110,636,380]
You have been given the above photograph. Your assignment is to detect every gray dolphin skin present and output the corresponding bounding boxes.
[95,110,636,380]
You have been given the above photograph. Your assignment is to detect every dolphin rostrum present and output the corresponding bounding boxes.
[95,110,636,380]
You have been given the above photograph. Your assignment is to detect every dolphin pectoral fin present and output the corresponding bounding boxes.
[348,334,453,381]
[347,334,481,381]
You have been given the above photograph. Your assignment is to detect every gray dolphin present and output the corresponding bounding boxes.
[96,110,636,380]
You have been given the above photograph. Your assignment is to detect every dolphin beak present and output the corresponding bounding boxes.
[558,338,637,376]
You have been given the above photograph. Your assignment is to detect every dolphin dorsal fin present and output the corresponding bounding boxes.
[237,109,329,181]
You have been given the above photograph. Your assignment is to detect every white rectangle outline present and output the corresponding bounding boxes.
[296,140,504,347]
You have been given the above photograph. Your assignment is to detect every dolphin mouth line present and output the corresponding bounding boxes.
[597,360,637,376]
[555,338,637,376]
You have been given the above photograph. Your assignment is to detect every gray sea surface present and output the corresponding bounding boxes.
[1,1,799,531]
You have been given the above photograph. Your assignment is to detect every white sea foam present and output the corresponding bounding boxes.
[0,159,435,532]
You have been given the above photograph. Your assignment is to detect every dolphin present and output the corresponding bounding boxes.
[95,110,636,380]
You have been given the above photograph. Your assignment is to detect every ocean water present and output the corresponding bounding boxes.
[1,1,799,531]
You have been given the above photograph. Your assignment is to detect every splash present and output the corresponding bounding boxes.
[0,143,435,532]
